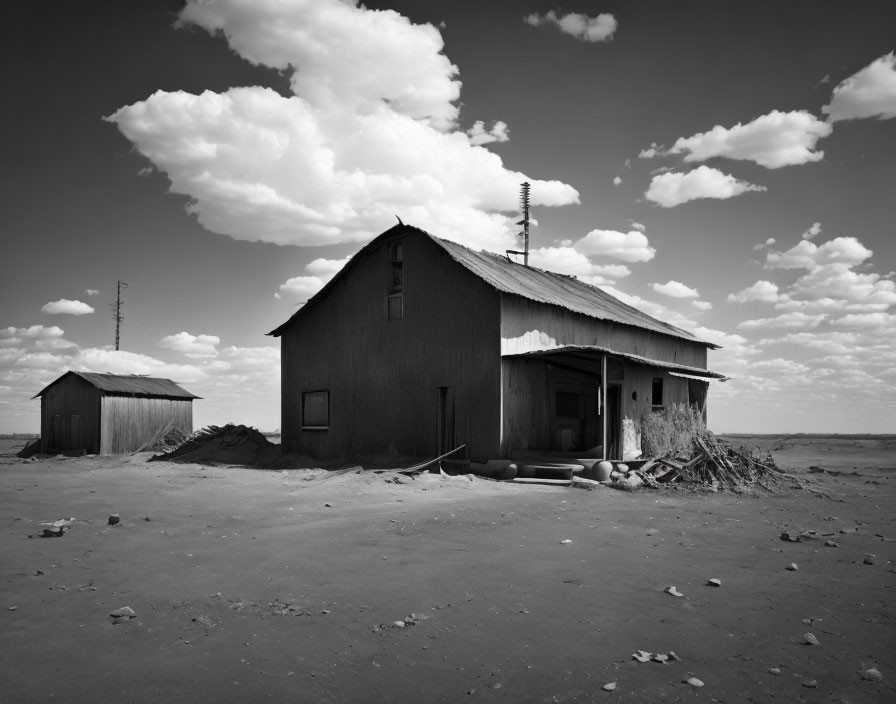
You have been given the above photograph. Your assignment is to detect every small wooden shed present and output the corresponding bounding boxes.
[32,371,200,455]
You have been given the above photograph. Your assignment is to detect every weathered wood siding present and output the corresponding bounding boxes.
[281,233,502,461]
[500,295,709,368]
[100,396,193,454]
[40,375,101,453]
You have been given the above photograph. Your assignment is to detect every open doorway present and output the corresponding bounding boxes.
[604,385,622,460]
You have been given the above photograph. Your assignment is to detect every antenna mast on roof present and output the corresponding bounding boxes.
[111,280,128,351]
[506,182,531,266]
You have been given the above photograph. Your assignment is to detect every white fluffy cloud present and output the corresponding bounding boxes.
[612,176,622,186]
[85,289,100,296]
[527,248,631,285]
[831,312,896,328]
[630,221,645,232]
[278,255,351,301]
[753,237,776,251]
[823,52,896,122]
[158,332,221,358]
[467,120,509,146]
[1,325,65,343]
[801,222,822,240]
[41,299,95,316]
[665,110,832,169]
[650,280,699,298]
[727,280,780,303]
[573,229,656,262]
[107,0,579,251]
[692,300,713,311]
[524,11,617,42]
[765,236,873,270]
[737,312,827,330]
[645,166,766,207]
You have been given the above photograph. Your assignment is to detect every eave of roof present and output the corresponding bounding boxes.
[504,345,729,381]
[32,371,201,399]
[268,224,720,349]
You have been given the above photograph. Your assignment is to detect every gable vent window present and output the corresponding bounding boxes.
[388,241,403,320]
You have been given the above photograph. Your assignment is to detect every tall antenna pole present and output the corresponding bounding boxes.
[506,181,531,266]
[113,280,128,351]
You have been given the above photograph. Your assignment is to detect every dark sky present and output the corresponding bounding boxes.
[2,1,894,432]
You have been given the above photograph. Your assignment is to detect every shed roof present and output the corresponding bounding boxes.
[269,224,718,348]
[33,371,201,400]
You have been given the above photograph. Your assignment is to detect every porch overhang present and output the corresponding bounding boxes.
[502,345,729,381]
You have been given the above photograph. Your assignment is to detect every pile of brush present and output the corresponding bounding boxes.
[638,434,786,491]
[148,423,281,466]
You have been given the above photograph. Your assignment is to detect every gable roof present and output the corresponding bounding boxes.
[33,371,201,400]
[269,224,718,348]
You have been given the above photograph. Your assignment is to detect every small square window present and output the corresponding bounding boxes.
[390,241,403,262]
[302,391,329,429]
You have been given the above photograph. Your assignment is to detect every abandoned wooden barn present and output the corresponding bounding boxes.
[269,223,725,463]
[32,371,199,455]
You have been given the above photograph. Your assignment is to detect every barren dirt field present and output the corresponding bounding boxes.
[1,435,894,703]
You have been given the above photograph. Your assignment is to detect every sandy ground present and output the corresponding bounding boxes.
[1,435,894,703]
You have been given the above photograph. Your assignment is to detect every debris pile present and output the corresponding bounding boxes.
[617,433,788,492]
[148,424,282,466]
[16,438,41,458]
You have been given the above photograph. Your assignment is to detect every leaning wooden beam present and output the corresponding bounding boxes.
[398,444,467,474]
[131,418,177,455]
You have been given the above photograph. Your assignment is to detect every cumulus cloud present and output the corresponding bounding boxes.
[41,299,95,316]
[831,312,896,328]
[639,143,662,159]
[737,312,827,330]
[278,255,351,301]
[527,248,630,284]
[107,0,579,252]
[1,325,65,343]
[85,289,100,296]
[524,11,617,42]
[665,110,832,169]
[727,280,779,303]
[752,237,776,251]
[823,52,896,122]
[693,300,713,311]
[645,166,766,207]
[801,222,822,240]
[158,332,221,358]
[467,120,509,146]
[612,176,622,186]
[630,221,645,232]
[765,236,873,270]
[573,229,656,262]
[650,280,699,298]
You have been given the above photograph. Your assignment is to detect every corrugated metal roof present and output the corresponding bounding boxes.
[269,224,718,348]
[33,371,201,399]
[505,345,729,380]
[432,237,713,346]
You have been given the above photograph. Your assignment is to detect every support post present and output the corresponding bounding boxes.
[601,354,608,462]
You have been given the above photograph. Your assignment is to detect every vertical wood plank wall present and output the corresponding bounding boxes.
[100,396,193,454]
[40,376,101,453]
[500,295,710,368]
[281,233,502,461]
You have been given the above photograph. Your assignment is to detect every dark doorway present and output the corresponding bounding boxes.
[437,386,455,455]
[605,385,622,460]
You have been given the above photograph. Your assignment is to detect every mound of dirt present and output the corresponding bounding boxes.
[16,438,41,458]
[149,424,282,466]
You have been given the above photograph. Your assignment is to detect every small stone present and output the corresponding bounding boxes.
[668,651,680,661]
[802,680,817,688]
[393,620,406,628]
[652,653,669,663]
[560,539,572,544]
[769,667,781,675]
[111,606,136,619]
[824,540,839,547]
[863,553,876,565]
[685,677,704,687]
[804,633,820,646]
[786,563,798,571]
[108,514,120,526]
[324,503,332,508]
[632,650,651,662]
[707,578,721,587]
[664,586,683,597]
[8,606,18,611]
[602,682,617,691]
[780,531,801,542]
[861,667,882,681]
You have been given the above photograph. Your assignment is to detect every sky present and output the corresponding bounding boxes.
[1,0,895,434]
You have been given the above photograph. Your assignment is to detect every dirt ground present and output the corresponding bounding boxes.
[1,435,894,703]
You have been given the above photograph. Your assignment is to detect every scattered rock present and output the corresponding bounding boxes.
[602,682,617,691]
[804,633,820,646]
[802,680,817,688]
[632,650,651,663]
[324,503,332,508]
[664,586,683,597]
[110,606,136,623]
[863,553,876,565]
[108,514,120,526]
[652,653,669,663]
[786,563,799,571]
[769,667,781,675]
[861,667,882,681]
[824,540,839,547]
[8,606,18,611]
[560,539,572,544]
[685,677,704,688]
[780,531,801,542]
[707,578,721,587]
[668,651,680,661]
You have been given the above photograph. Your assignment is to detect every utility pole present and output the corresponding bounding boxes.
[112,280,128,351]
[506,182,531,266]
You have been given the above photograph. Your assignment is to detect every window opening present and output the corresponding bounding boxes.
[651,377,664,407]
[388,241,403,320]
[302,390,329,429]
